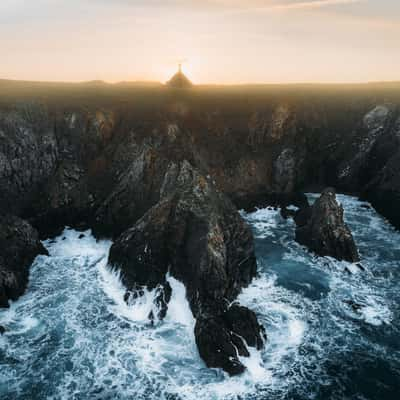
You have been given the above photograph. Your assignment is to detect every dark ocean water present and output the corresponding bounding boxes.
[1,194,399,400]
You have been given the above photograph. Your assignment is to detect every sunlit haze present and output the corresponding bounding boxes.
[1,0,399,84]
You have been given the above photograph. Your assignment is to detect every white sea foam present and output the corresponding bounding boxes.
[1,195,399,400]
[99,265,161,323]
[361,298,392,326]
[239,346,272,382]
[165,274,196,329]
[44,227,111,259]
[243,207,280,238]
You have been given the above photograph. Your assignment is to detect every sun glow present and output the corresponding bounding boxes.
[0,1,399,84]
[160,59,200,85]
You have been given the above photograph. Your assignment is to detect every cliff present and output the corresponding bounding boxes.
[1,81,399,232]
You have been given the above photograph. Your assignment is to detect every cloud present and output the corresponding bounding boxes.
[79,0,365,10]
[270,0,364,10]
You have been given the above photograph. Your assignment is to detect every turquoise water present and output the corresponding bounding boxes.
[1,195,399,399]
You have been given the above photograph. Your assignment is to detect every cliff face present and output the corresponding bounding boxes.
[1,88,399,232]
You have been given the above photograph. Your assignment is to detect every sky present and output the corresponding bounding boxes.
[0,0,399,84]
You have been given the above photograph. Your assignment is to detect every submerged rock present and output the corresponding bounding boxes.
[295,188,360,263]
[344,300,364,313]
[109,161,264,375]
[0,215,48,307]
[231,190,308,214]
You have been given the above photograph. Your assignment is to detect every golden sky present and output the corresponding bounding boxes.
[1,0,399,84]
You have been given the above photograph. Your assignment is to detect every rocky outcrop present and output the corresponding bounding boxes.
[273,148,296,193]
[30,110,116,237]
[360,115,400,229]
[2,94,399,233]
[1,83,400,377]
[0,104,117,237]
[0,103,58,215]
[195,304,264,375]
[363,151,400,230]
[0,215,48,307]
[337,105,400,228]
[295,188,359,262]
[109,161,264,375]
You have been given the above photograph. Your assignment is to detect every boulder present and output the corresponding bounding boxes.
[0,215,48,307]
[108,161,264,375]
[194,305,265,376]
[295,188,360,262]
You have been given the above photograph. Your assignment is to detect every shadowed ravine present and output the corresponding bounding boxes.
[1,194,399,400]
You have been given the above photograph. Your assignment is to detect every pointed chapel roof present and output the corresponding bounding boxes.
[166,64,193,88]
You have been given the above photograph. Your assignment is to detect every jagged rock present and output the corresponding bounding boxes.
[0,215,48,307]
[361,116,400,229]
[109,161,263,375]
[194,315,247,375]
[247,105,295,147]
[194,304,265,375]
[109,199,173,291]
[295,188,360,262]
[93,145,168,237]
[273,148,296,193]
[0,103,58,215]
[338,104,396,189]
[268,104,295,141]
[222,304,265,350]
[1,97,400,234]
[363,151,400,230]
[30,110,115,237]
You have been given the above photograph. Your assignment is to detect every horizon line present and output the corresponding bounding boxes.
[1,77,400,87]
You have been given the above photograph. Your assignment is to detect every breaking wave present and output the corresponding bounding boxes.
[1,194,400,399]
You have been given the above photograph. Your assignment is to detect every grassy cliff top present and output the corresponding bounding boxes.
[1,79,400,112]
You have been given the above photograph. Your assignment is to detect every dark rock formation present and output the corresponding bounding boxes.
[194,315,247,375]
[0,104,58,216]
[337,106,400,229]
[1,94,400,234]
[363,151,400,230]
[295,188,360,262]
[195,305,265,376]
[1,82,400,377]
[109,199,173,292]
[360,115,400,229]
[0,215,48,307]
[109,161,264,375]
